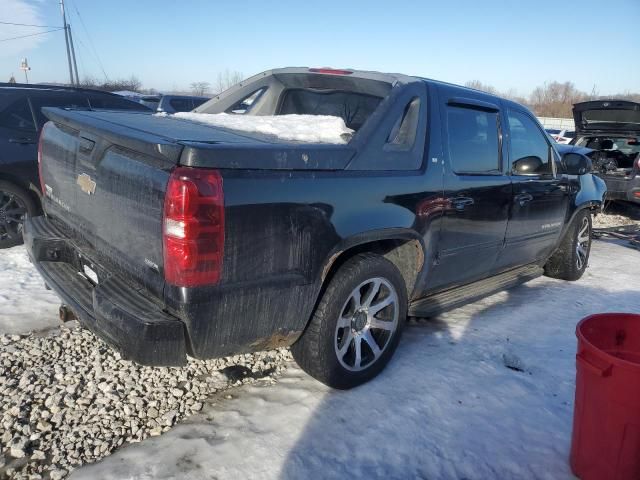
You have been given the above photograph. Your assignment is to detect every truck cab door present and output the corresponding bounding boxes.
[496,109,569,269]
[426,93,511,291]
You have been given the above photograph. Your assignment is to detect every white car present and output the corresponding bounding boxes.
[546,128,575,144]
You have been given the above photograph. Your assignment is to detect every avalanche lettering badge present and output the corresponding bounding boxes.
[77,173,96,195]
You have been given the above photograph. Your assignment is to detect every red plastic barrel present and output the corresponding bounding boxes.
[570,313,640,480]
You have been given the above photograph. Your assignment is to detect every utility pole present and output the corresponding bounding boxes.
[68,27,80,85]
[59,0,79,86]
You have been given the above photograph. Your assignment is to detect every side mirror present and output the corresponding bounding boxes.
[512,156,543,175]
[563,152,592,175]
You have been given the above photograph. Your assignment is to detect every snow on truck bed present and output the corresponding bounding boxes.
[164,113,354,144]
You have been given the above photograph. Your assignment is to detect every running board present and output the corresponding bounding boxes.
[409,264,544,317]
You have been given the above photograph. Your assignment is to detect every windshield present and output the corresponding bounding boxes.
[278,89,382,131]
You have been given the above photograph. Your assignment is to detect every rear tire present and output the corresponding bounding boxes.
[0,181,37,249]
[292,253,407,389]
[544,210,592,281]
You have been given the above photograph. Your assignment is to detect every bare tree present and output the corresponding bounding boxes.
[79,75,142,93]
[464,80,497,95]
[190,81,211,96]
[529,81,586,117]
[215,70,244,93]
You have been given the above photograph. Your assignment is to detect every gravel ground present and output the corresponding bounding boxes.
[593,202,640,229]
[0,325,291,479]
[593,212,640,228]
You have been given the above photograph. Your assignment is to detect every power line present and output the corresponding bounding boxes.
[0,20,61,28]
[68,0,109,82]
[0,28,63,43]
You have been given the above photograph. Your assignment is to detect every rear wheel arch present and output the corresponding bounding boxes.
[0,173,42,214]
[319,231,425,304]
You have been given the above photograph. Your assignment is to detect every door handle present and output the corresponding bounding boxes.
[451,196,474,211]
[515,193,533,206]
[9,137,36,145]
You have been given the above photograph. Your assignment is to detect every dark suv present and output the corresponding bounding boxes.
[0,83,150,248]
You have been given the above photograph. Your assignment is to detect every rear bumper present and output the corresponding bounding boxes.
[24,215,188,366]
[601,174,640,203]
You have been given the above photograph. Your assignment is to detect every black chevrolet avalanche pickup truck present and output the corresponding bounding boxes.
[25,68,606,389]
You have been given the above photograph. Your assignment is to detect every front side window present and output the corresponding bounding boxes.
[508,110,552,175]
[0,98,36,132]
[446,106,500,174]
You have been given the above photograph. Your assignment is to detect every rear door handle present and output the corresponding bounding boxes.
[451,196,474,211]
[9,137,36,145]
[515,193,533,206]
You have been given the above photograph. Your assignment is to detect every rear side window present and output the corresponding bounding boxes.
[446,106,500,174]
[0,98,35,132]
[192,98,208,109]
[169,98,193,112]
[30,94,88,128]
[87,94,148,111]
[278,89,382,131]
[507,110,552,175]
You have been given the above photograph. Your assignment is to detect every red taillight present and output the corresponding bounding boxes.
[308,67,353,75]
[37,125,48,194]
[163,167,224,287]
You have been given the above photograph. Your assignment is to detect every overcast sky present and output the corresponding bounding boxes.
[1,0,639,95]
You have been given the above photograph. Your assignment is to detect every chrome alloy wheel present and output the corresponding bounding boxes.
[334,277,399,372]
[576,216,590,270]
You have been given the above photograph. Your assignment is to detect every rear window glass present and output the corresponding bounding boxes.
[446,106,500,174]
[278,89,382,131]
[582,109,640,126]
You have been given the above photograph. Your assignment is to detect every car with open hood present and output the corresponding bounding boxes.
[571,100,640,204]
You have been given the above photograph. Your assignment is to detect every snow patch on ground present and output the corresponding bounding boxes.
[0,246,59,334]
[72,241,640,480]
[166,113,354,144]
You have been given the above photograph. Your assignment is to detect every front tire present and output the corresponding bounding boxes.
[544,210,592,281]
[292,253,407,389]
[0,181,37,249]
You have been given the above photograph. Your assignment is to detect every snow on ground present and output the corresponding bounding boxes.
[0,246,59,334]
[71,240,640,480]
[166,113,354,144]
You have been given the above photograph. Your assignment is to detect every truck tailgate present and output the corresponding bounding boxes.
[38,108,355,296]
[38,110,187,296]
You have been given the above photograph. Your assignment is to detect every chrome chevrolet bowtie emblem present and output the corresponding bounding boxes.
[77,173,96,195]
